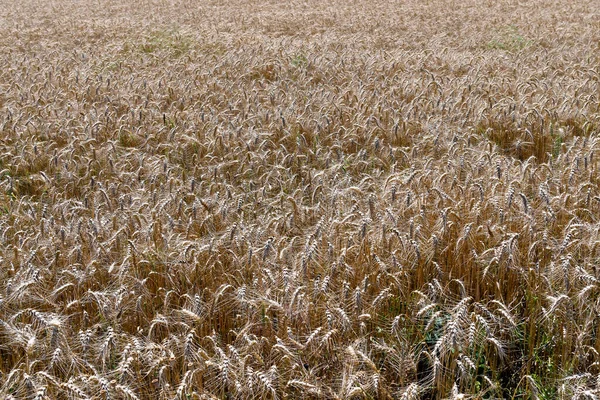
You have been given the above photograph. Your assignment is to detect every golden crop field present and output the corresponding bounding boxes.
[0,0,599,398]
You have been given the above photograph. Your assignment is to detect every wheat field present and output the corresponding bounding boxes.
[0,0,599,398]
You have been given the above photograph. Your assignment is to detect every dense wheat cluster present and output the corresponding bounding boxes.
[0,0,599,398]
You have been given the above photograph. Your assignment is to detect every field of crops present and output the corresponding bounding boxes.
[0,0,599,398]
